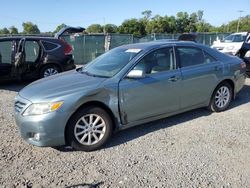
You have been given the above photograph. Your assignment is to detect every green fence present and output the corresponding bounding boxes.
[138,33,230,45]
[0,33,230,65]
[67,32,230,64]
[65,34,134,64]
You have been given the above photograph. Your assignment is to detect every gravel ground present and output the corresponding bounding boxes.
[0,79,250,188]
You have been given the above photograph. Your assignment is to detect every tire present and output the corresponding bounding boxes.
[40,64,60,78]
[208,82,233,112]
[66,106,113,151]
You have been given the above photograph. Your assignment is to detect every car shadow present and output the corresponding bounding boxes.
[55,82,250,152]
[54,108,213,153]
[0,80,30,92]
[65,181,104,188]
[230,83,250,108]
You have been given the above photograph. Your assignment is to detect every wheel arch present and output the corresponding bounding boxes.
[39,63,62,78]
[40,62,62,72]
[64,101,117,145]
[208,78,235,112]
[218,79,235,98]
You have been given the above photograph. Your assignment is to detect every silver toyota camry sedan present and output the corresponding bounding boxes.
[14,41,246,151]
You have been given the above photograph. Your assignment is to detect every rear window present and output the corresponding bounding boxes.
[42,41,59,51]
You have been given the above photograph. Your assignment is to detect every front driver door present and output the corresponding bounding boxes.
[119,47,181,124]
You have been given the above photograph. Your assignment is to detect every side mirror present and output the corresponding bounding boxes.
[126,69,145,79]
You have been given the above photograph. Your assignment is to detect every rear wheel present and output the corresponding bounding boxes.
[40,65,60,78]
[208,82,233,112]
[66,106,113,151]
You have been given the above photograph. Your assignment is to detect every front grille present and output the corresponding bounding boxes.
[15,101,27,113]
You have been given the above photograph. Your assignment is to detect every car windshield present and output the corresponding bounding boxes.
[81,47,141,78]
[224,34,246,42]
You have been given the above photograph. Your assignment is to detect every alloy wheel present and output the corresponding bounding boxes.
[215,86,230,109]
[44,68,58,77]
[74,114,106,146]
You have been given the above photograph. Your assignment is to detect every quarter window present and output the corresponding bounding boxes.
[42,41,58,51]
[133,47,175,74]
[203,51,216,63]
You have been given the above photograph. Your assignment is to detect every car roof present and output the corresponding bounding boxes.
[119,40,234,62]
[119,40,198,51]
[0,36,58,41]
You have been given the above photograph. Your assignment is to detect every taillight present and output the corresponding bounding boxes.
[61,39,73,55]
[240,61,246,69]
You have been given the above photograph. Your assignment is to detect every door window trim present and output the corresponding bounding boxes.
[175,46,218,68]
[123,46,177,79]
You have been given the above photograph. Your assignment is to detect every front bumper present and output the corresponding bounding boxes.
[14,95,69,147]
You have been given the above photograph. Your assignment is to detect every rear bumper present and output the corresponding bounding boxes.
[234,73,246,95]
[62,59,76,71]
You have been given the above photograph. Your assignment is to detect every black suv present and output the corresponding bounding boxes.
[0,27,84,81]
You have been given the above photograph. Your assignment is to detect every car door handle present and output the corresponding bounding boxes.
[168,76,179,82]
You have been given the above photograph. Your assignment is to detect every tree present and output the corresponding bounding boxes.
[9,26,18,34]
[104,24,118,33]
[212,15,250,32]
[0,27,10,34]
[119,18,146,37]
[142,10,152,20]
[22,22,40,34]
[196,21,212,32]
[176,12,190,33]
[165,16,177,33]
[146,15,169,34]
[54,23,67,33]
[87,24,103,33]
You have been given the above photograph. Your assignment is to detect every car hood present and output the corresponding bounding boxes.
[19,70,107,102]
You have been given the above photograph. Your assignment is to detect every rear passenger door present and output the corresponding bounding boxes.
[15,39,41,75]
[24,40,41,66]
[176,46,223,109]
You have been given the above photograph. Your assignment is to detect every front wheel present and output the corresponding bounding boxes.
[208,82,233,112]
[66,106,113,151]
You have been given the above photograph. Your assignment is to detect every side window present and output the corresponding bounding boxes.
[0,41,12,64]
[133,47,174,74]
[42,41,58,51]
[25,41,40,62]
[203,51,217,63]
[177,47,205,67]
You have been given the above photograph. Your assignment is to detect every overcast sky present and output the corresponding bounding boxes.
[0,0,249,32]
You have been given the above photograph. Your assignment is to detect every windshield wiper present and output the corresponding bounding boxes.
[81,70,95,76]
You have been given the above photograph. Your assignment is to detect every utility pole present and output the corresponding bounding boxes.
[237,10,243,32]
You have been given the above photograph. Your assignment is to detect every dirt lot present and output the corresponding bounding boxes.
[0,79,250,188]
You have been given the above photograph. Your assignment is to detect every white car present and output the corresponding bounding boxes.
[211,32,250,55]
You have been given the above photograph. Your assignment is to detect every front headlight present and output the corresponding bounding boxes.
[23,101,64,116]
